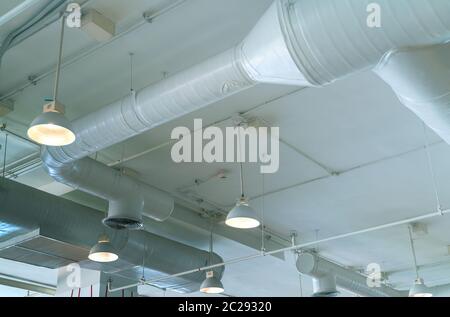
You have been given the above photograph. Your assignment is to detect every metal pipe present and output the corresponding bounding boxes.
[0,124,40,147]
[109,208,450,293]
[0,273,56,296]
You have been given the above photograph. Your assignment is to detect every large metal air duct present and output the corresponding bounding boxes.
[0,179,224,293]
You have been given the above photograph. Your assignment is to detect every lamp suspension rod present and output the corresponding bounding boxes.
[408,225,420,280]
[209,219,213,265]
[237,123,244,198]
[129,52,134,92]
[53,14,65,102]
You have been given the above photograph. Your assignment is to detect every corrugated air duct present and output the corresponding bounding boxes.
[0,179,224,293]
[42,0,450,229]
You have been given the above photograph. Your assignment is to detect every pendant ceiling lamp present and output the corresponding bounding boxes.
[226,160,260,229]
[200,271,224,294]
[28,14,75,146]
[226,196,260,229]
[88,234,119,263]
[200,221,224,294]
[226,123,260,229]
[407,225,433,297]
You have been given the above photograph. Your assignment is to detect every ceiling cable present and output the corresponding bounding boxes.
[422,123,442,213]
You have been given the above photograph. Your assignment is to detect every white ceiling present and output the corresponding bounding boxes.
[1,0,450,296]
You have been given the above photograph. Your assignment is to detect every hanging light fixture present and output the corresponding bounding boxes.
[226,195,260,229]
[28,14,76,146]
[200,271,224,294]
[407,225,433,297]
[226,123,260,229]
[200,220,224,294]
[88,234,119,263]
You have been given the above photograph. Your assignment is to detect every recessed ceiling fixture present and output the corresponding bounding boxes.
[88,234,119,263]
[226,123,260,229]
[28,14,75,146]
[200,220,224,294]
[407,224,433,297]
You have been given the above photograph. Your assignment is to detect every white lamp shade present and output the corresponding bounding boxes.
[409,278,433,297]
[226,199,260,229]
[28,111,76,146]
[88,239,118,263]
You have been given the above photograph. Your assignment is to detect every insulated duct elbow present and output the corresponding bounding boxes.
[279,0,450,86]
[0,179,223,293]
[296,252,405,297]
[273,0,450,145]
[375,43,450,144]
[42,148,174,229]
[296,252,338,297]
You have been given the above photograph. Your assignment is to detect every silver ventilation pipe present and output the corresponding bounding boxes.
[0,178,224,293]
[42,0,450,228]
[42,48,255,229]
[296,252,406,297]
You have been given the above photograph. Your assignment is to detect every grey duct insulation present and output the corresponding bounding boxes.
[296,252,406,297]
[41,0,450,229]
[0,178,224,293]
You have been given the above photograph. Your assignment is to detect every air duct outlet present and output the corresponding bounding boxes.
[103,197,144,230]
[312,274,339,297]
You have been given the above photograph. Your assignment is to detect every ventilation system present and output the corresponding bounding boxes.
[40,0,450,229]
[0,179,224,293]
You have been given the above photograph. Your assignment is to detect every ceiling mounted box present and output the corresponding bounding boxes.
[81,9,115,42]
